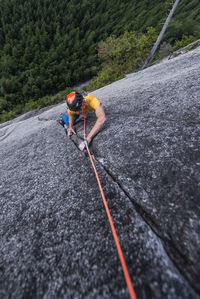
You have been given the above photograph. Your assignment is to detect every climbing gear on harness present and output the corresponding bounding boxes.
[83,116,136,299]
[83,138,89,147]
[66,92,83,111]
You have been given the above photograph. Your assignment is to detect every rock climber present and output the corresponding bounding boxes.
[58,92,106,151]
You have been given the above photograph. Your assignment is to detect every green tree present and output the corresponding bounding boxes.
[88,27,157,90]
[0,0,200,117]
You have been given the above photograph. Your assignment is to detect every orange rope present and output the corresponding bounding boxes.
[83,113,136,299]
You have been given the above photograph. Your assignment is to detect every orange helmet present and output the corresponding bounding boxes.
[66,92,83,111]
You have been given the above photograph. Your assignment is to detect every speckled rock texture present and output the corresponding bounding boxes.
[0,47,200,299]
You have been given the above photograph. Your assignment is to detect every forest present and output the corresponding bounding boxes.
[0,0,200,122]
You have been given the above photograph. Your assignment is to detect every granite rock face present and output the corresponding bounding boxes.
[0,47,200,298]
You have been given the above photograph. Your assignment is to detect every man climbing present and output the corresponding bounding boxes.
[58,92,106,151]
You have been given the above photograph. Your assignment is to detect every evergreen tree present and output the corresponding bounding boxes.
[0,0,199,121]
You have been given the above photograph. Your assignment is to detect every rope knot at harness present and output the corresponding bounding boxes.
[83,138,89,147]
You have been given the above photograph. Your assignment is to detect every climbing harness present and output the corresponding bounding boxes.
[82,106,137,299]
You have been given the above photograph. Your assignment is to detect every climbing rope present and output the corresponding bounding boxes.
[83,110,137,299]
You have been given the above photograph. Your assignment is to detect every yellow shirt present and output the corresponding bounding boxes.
[68,94,101,115]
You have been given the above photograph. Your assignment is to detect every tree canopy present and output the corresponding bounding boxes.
[0,0,200,122]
